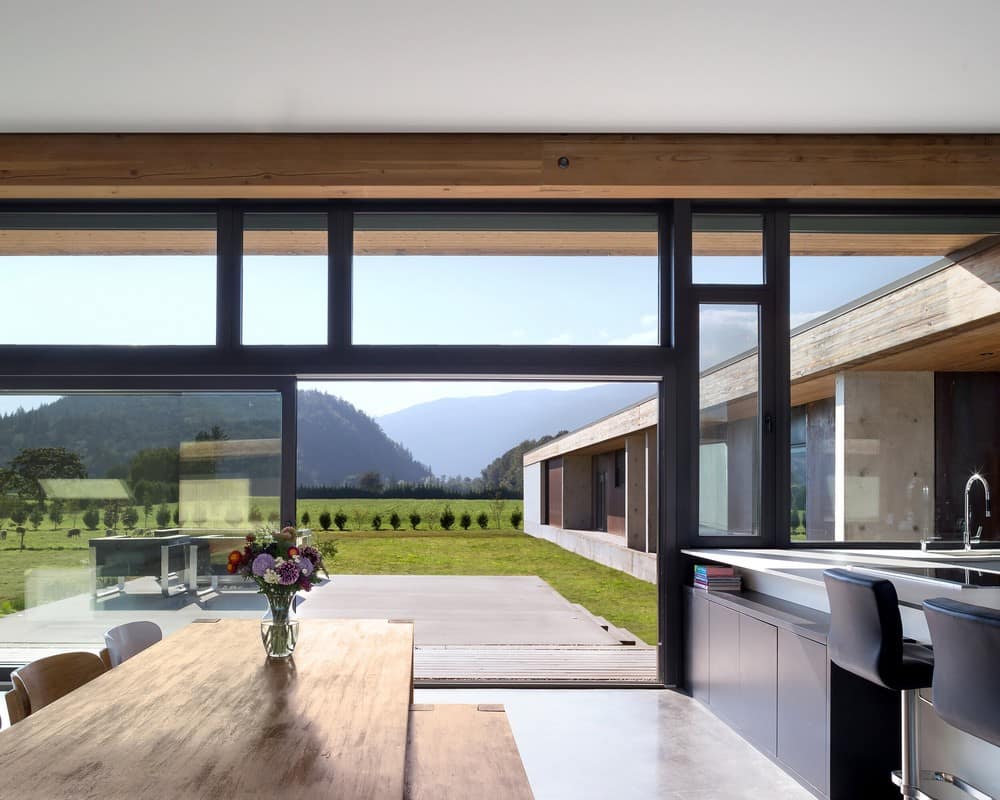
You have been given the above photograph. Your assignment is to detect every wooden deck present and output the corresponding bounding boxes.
[413,644,659,685]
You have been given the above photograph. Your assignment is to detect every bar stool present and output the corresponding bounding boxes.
[823,569,934,799]
[922,597,1000,800]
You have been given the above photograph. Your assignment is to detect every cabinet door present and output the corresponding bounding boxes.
[684,592,711,704]
[709,602,741,725]
[739,614,777,755]
[777,628,828,795]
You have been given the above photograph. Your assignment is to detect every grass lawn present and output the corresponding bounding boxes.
[317,528,658,645]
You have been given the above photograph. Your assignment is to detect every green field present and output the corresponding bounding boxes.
[0,498,657,644]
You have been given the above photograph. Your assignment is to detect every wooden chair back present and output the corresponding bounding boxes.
[3,684,28,726]
[104,621,162,667]
[11,652,106,717]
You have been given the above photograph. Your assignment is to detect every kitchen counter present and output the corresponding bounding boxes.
[682,547,1000,628]
[682,546,1000,799]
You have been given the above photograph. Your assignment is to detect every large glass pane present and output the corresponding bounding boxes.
[789,215,1000,542]
[693,214,763,284]
[352,213,659,345]
[699,304,760,536]
[242,213,328,345]
[0,212,216,345]
[0,391,282,655]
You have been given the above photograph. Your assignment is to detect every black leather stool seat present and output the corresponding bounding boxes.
[824,569,934,691]
[923,597,1000,749]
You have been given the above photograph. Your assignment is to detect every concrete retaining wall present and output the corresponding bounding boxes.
[524,520,657,584]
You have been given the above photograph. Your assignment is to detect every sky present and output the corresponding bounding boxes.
[0,251,939,413]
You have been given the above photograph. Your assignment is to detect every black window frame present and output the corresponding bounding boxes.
[1,196,999,690]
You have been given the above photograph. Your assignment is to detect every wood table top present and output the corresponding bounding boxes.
[0,618,415,800]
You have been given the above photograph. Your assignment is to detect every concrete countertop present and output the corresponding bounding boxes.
[682,547,1000,625]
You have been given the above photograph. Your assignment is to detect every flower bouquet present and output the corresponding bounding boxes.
[227,525,327,658]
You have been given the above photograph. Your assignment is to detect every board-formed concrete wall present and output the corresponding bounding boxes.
[835,371,935,541]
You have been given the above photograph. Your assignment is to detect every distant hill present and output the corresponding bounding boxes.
[0,391,430,488]
[378,383,655,478]
[296,390,430,485]
[480,432,568,494]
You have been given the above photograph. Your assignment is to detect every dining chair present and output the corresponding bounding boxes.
[104,620,162,667]
[3,682,29,727]
[11,651,107,718]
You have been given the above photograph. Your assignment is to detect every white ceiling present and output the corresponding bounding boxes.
[3,0,999,133]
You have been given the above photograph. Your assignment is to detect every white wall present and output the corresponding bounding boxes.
[523,462,542,525]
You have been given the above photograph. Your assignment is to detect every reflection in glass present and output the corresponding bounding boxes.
[0,391,281,648]
[699,304,760,536]
[789,216,1000,542]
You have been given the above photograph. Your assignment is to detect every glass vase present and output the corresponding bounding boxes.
[261,592,299,658]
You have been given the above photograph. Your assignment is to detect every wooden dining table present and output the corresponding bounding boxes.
[0,619,416,799]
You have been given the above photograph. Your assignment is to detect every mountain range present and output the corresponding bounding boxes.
[0,391,431,487]
[378,383,655,477]
[0,384,654,487]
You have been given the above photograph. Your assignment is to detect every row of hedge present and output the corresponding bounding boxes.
[302,506,523,532]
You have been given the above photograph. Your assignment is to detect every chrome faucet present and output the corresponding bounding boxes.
[964,473,992,550]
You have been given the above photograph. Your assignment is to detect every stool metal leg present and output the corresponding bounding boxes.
[901,689,921,798]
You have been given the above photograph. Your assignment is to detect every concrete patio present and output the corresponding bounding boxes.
[0,574,656,683]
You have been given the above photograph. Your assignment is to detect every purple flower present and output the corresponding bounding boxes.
[297,556,314,577]
[252,553,275,576]
[276,560,301,585]
[302,545,321,565]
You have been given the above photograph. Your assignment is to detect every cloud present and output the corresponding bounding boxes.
[699,307,759,370]
[609,329,658,346]
[545,333,573,345]
[607,312,659,345]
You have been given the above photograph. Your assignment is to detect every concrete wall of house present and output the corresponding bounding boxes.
[726,417,758,535]
[562,454,593,530]
[835,371,935,541]
[645,428,658,554]
[625,433,646,550]
[805,397,836,541]
[524,461,542,526]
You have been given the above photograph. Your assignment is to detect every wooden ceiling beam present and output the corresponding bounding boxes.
[2,134,1000,199]
[0,228,991,257]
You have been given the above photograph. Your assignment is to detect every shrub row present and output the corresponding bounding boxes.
[304,505,523,532]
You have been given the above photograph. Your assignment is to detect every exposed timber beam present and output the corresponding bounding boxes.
[3,134,1000,199]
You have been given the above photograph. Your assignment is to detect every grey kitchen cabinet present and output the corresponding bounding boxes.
[777,627,829,795]
[684,590,711,704]
[738,613,777,755]
[708,601,741,726]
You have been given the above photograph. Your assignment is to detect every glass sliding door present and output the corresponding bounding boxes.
[0,389,282,656]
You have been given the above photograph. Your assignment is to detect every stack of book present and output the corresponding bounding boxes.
[693,564,742,592]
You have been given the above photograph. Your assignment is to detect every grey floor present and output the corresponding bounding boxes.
[416,688,814,800]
